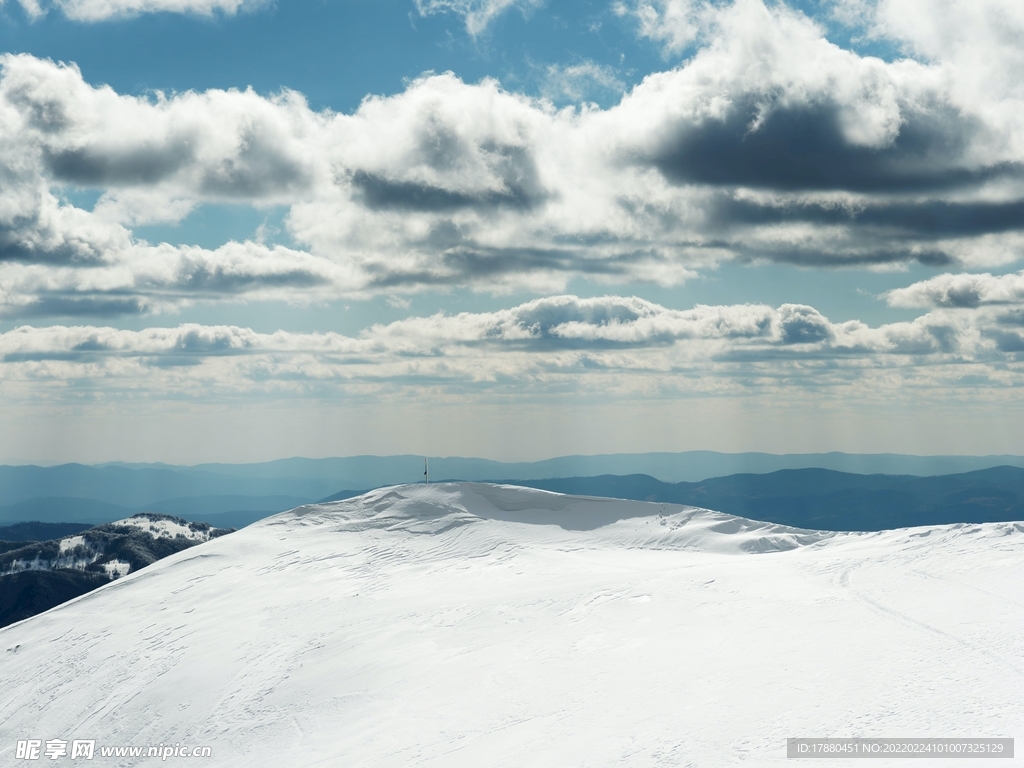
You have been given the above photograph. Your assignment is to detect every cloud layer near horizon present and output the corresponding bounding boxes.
[3,294,1022,407]
[1,0,1023,319]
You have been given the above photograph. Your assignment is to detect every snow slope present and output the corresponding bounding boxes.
[1,483,1021,767]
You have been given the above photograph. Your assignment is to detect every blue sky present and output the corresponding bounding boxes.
[1,0,1023,463]
[0,0,665,111]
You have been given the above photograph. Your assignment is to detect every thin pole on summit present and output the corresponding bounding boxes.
[424,458,429,484]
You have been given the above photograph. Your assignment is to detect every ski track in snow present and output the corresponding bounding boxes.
[1,483,1022,767]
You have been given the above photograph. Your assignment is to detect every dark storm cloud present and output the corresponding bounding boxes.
[649,98,1012,194]
[45,144,193,186]
[996,309,1024,326]
[918,283,984,308]
[0,210,110,265]
[725,238,955,268]
[0,236,83,264]
[439,245,621,278]
[983,329,1024,353]
[352,172,539,212]
[3,350,87,362]
[350,143,546,213]
[848,200,1024,236]
[198,128,311,198]
[713,196,1024,240]
[7,295,150,318]
[40,117,311,201]
[3,77,74,133]
[172,263,330,293]
[361,244,599,289]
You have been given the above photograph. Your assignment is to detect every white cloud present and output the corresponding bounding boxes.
[539,62,625,104]
[2,0,1024,319]
[886,270,1024,308]
[13,0,262,20]
[413,0,542,36]
[91,190,197,227]
[616,0,709,55]
[0,238,355,318]
[3,295,1019,401]
[831,0,1024,155]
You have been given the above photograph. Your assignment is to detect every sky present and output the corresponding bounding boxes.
[1,0,1024,463]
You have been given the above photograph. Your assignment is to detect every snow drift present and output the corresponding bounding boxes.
[1,483,1021,766]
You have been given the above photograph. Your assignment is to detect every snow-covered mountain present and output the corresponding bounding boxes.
[0,514,233,628]
[1,484,1021,766]
[0,513,230,579]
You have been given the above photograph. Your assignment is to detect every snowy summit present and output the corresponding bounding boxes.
[1,483,1021,766]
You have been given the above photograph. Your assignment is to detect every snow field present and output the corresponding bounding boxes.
[1,483,1021,767]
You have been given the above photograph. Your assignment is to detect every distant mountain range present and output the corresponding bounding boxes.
[0,522,93,544]
[0,513,233,628]
[93,450,1024,485]
[0,494,312,529]
[4,452,1024,528]
[503,466,1024,531]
